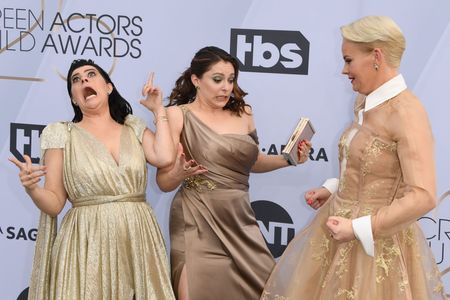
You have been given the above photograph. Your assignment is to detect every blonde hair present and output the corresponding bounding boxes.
[340,16,405,68]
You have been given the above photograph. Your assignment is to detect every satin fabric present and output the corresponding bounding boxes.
[262,91,446,300]
[170,106,275,300]
[29,115,175,300]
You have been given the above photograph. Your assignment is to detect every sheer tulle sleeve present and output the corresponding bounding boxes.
[371,96,436,238]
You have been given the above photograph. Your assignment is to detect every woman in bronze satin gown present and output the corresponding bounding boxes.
[9,59,176,299]
[262,16,446,300]
[156,46,311,300]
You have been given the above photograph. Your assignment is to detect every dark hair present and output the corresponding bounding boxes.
[67,59,132,123]
[168,46,250,116]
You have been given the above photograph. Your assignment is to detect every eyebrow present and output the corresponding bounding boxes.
[211,72,235,76]
[71,68,97,80]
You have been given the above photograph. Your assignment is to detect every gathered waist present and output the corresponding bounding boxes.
[71,192,146,208]
[182,175,248,193]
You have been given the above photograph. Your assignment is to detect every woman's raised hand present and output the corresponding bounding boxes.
[140,72,163,113]
[173,143,208,180]
[9,155,46,191]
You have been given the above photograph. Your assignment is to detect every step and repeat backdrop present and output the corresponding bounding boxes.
[1,0,449,298]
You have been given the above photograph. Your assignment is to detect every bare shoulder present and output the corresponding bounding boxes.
[242,105,256,131]
[243,105,253,115]
[166,105,184,134]
[167,105,183,119]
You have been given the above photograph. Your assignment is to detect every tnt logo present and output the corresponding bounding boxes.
[230,28,309,75]
[251,200,295,258]
[17,288,29,300]
[10,123,45,163]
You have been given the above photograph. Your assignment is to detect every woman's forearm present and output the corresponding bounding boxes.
[251,153,290,173]
[26,186,66,217]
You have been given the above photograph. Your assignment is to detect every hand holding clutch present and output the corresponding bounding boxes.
[282,118,315,166]
[297,140,312,164]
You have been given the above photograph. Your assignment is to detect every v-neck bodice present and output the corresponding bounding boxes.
[71,123,124,168]
[33,114,176,299]
[40,115,148,203]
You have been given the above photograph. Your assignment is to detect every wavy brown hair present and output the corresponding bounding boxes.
[168,46,250,116]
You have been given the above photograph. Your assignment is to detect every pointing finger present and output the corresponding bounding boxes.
[8,157,24,169]
[23,155,33,173]
[148,72,154,86]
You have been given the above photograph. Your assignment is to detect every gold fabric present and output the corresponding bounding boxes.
[29,115,175,300]
[262,91,446,300]
[170,106,275,300]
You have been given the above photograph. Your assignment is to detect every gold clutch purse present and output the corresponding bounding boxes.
[282,117,315,166]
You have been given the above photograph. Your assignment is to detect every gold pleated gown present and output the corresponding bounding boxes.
[28,115,175,300]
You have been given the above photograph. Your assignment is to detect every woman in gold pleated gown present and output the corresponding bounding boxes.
[261,16,446,300]
[10,59,176,299]
[156,46,311,300]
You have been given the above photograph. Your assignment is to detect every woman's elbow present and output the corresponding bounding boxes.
[157,183,177,193]
[425,196,437,211]
[418,195,437,216]
[250,164,264,173]
[46,211,59,218]
[156,177,177,193]
[157,158,174,169]
[152,154,175,168]
[42,204,63,217]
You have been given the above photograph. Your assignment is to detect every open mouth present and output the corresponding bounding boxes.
[83,87,97,100]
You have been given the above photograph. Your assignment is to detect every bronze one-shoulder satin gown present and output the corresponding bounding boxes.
[170,106,275,300]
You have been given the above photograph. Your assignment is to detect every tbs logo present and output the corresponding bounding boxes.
[230,28,309,75]
[10,123,45,163]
